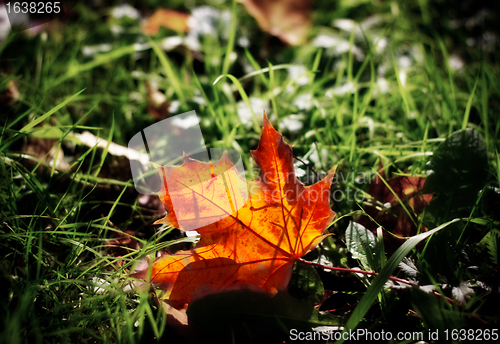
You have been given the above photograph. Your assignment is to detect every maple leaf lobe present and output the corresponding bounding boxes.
[154,151,248,231]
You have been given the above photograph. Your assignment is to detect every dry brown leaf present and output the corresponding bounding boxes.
[238,0,312,45]
[143,9,190,35]
[357,162,433,254]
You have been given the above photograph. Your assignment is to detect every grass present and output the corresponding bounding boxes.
[1,0,499,343]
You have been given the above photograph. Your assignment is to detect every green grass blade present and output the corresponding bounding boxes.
[239,64,296,82]
[148,38,185,102]
[54,44,149,84]
[335,218,460,344]
[462,76,478,130]
[221,0,237,77]
[268,61,279,121]
[93,113,114,177]
[19,89,85,134]
[213,74,261,134]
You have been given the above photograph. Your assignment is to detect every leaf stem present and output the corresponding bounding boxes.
[299,258,415,287]
[298,258,479,315]
[293,155,319,180]
[300,259,489,325]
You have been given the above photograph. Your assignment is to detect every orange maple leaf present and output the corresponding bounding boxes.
[148,114,335,308]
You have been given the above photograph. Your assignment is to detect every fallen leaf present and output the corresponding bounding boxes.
[238,0,312,45]
[147,113,335,308]
[106,229,139,262]
[145,80,170,120]
[143,9,190,36]
[0,80,20,106]
[357,162,433,254]
[25,137,69,172]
